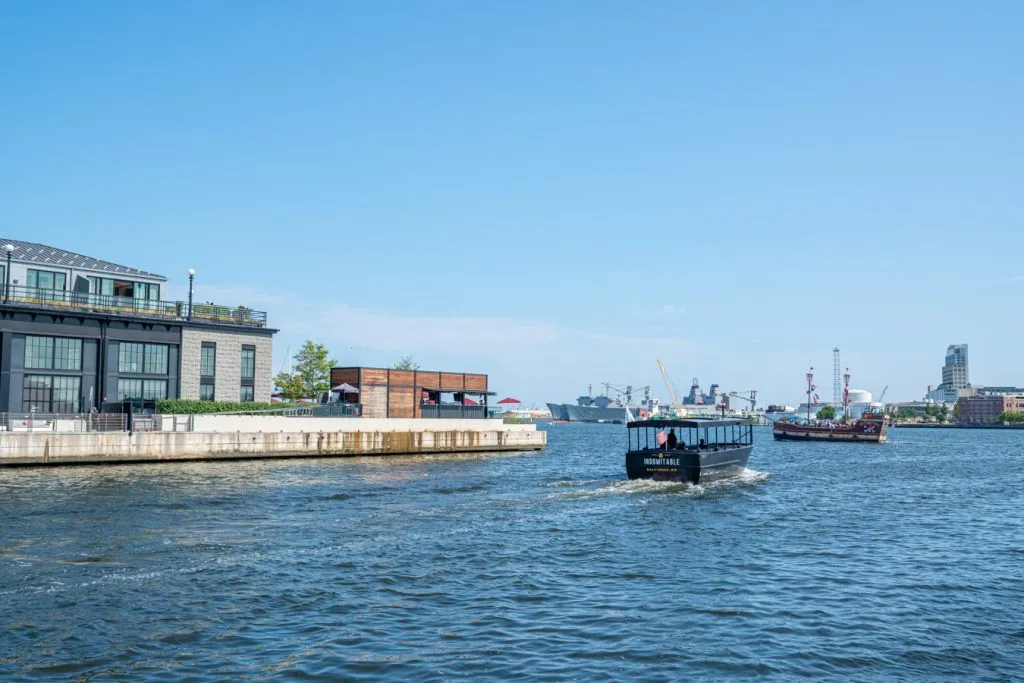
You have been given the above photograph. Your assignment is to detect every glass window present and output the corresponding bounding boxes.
[240,385,254,402]
[144,344,168,374]
[143,380,167,400]
[54,338,82,371]
[27,269,66,291]
[88,276,114,297]
[24,336,54,369]
[23,375,51,412]
[52,376,81,413]
[241,346,255,379]
[199,382,215,401]
[23,375,80,413]
[117,378,143,401]
[201,343,216,377]
[119,343,144,373]
[131,282,160,301]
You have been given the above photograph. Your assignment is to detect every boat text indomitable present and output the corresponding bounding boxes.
[643,458,680,466]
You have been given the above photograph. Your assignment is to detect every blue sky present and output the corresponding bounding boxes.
[3,1,1023,407]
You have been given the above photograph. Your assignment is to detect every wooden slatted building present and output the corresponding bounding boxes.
[329,367,492,419]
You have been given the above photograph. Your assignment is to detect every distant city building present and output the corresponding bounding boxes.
[942,344,970,388]
[924,344,971,403]
[975,386,1024,397]
[956,394,1024,424]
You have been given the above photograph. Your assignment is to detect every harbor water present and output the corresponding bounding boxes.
[2,425,1022,680]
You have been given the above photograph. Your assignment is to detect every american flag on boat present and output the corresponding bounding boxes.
[656,430,668,445]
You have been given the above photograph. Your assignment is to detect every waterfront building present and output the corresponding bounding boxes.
[925,344,971,403]
[975,386,1024,397]
[329,367,492,418]
[0,239,275,412]
[956,394,1024,424]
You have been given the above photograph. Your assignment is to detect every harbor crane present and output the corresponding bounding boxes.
[877,385,888,404]
[728,390,758,412]
[656,359,686,417]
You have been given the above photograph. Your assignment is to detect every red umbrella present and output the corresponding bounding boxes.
[463,397,479,405]
[497,397,521,405]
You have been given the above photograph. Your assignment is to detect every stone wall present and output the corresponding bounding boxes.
[0,427,547,466]
[180,327,274,402]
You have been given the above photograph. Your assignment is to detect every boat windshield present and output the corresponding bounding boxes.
[627,420,753,452]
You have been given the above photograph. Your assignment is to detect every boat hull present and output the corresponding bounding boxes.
[545,403,570,421]
[772,422,888,443]
[625,446,753,483]
[565,404,628,424]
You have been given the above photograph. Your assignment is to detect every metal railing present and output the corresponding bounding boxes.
[420,404,488,419]
[0,285,268,328]
[0,412,128,432]
[276,404,363,417]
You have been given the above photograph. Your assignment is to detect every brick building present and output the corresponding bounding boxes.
[956,394,1024,424]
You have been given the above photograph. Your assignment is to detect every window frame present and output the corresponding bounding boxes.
[27,269,67,291]
[24,335,82,371]
[240,344,256,402]
[200,342,216,378]
[23,374,81,413]
[240,345,256,380]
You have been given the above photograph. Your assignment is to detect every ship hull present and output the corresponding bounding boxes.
[546,403,570,421]
[625,446,752,483]
[564,404,628,424]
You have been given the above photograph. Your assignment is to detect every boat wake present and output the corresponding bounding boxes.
[546,468,769,500]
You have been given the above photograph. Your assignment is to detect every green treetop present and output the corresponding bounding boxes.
[274,340,337,400]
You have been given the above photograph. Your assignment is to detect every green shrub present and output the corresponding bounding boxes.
[156,399,295,414]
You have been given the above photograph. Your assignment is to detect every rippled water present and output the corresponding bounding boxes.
[2,425,1023,680]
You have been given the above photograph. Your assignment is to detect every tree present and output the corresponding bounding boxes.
[274,340,337,400]
[393,355,421,371]
[924,403,951,423]
[274,373,306,401]
[817,405,837,421]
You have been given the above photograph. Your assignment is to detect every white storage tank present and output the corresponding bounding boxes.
[847,389,872,404]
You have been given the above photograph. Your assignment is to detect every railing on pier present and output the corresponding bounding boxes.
[420,404,488,419]
[0,412,128,433]
[0,285,268,328]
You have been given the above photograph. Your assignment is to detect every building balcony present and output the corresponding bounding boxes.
[0,285,268,328]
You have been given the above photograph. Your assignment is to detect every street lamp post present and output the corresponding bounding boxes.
[187,268,195,320]
[3,244,14,304]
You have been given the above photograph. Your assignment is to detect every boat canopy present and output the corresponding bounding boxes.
[626,418,749,429]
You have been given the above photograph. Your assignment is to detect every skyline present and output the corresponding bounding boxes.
[4,1,1024,406]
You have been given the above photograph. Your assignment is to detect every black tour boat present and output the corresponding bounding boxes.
[625,418,755,483]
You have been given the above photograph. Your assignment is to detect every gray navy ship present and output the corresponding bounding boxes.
[547,380,729,424]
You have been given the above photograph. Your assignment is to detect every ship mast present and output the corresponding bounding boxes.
[806,367,815,423]
[843,368,851,421]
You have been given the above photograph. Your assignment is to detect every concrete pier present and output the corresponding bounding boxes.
[0,418,546,466]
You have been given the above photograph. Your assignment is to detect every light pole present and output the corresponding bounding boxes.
[3,244,13,303]
[187,268,195,320]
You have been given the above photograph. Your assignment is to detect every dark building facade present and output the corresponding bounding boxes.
[0,239,275,413]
